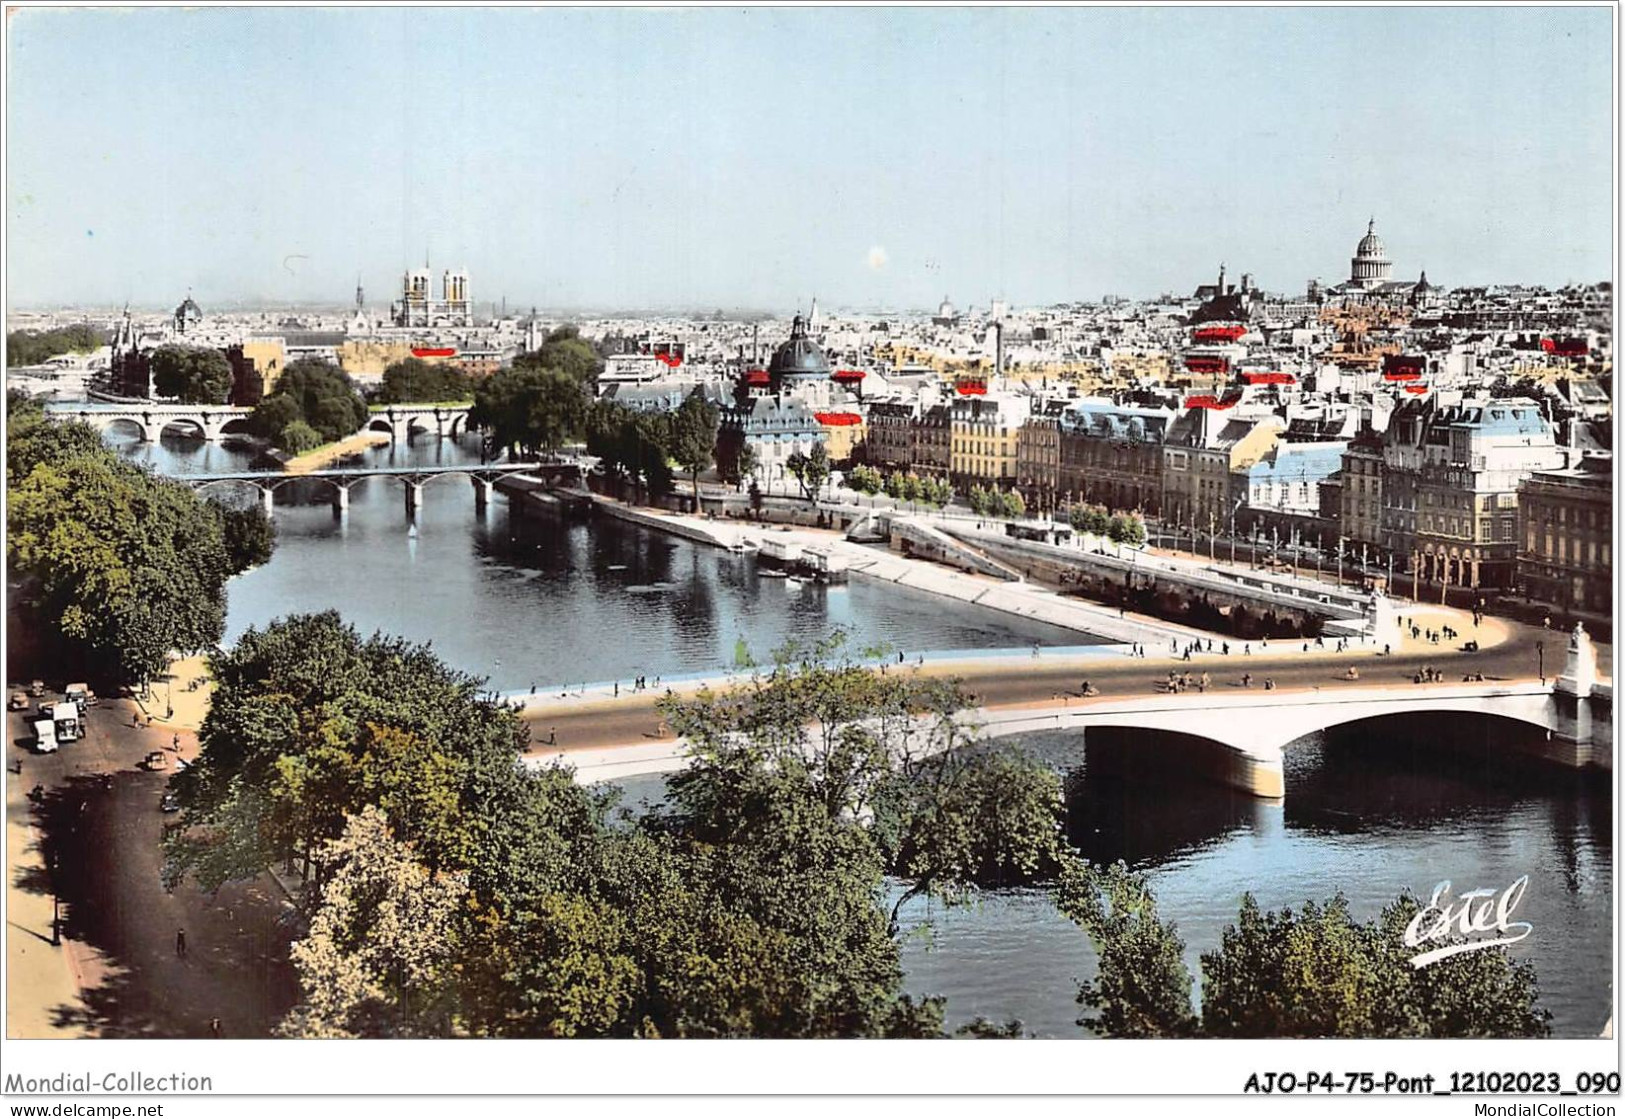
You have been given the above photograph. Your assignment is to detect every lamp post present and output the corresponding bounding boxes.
[1537,640,1545,684]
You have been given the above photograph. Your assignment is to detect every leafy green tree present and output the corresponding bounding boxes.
[7,324,105,367]
[250,359,367,447]
[375,357,472,405]
[279,420,323,454]
[670,390,719,512]
[735,444,759,487]
[472,365,588,459]
[1200,893,1551,1038]
[786,443,831,501]
[1055,857,1200,1038]
[516,325,602,387]
[213,500,276,571]
[882,746,1064,930]
[278,807,468,1038]
[150,346,234,404]
[1058,859,1553,1039]
[6,400,235,685]
[1002,489,1027,519]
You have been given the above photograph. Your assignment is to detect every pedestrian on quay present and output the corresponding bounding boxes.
[172,733,179,752]
[548,727,557,746]
[175,928,187,958]
[614,682,619,697]
[210,1018,222,1039]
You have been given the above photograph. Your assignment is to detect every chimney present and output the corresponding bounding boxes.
[994,320,1004,383]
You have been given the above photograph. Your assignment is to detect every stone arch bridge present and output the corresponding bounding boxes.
[45,401,474,444]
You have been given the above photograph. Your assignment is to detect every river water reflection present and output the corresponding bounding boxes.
[118,430,1613,1039]
[118,431,1088,691]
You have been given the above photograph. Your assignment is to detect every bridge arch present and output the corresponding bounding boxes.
[156,417,209,441]
[218,417,256,439]
[94,415,155,442]
[366,417,398,439]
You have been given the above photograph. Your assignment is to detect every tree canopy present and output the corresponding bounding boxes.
[249,359,368,449]
[1056,857,1552,1039]
[668,390,719,510]
[6,396,262,685]
[150,345,234,405]
[7,323,106,367]
[175,616,1071,1038]
[515,325,602,387]
[470,365,587,459]
[374,358,472,405]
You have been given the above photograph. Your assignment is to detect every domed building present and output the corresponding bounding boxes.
[1349,218,1392,290]
[766,314,831,391]
[1328,218,1432,303]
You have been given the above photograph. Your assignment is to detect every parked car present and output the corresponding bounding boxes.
[28,680,46,698]
[8,691,28,711]
[160,792,181,813]
[144,751,168,771]
[64,682,96,708]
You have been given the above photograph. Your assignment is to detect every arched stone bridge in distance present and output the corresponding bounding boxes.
[45,401,475,444]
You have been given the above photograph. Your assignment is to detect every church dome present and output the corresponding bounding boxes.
[768,315,831,381]
[1356,219,1387,260]
[1349,218,1393,289]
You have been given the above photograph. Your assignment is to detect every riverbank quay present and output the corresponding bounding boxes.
[5,685,300,1038]
[279,430,392,474]
[545,488,1207,650]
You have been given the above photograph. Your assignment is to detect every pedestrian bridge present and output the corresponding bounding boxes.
[177,462,544,515]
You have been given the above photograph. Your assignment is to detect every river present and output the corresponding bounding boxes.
[117,429,1613,1039]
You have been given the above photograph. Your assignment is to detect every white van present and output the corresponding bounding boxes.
[32,718,58,753]
[49,702,82,744]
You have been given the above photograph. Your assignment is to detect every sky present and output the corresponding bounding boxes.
[5,6,1615,312]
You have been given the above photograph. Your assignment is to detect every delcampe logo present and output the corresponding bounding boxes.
[1403,876,1533,968]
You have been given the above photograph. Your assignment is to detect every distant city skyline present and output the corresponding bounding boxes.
[6,6,1614,312]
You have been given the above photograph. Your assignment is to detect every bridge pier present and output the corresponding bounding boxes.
[404,481,424,515]
[333,485,349,515]
[259,486,275,517]
[474,478,493,512]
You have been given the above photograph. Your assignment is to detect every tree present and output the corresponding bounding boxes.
[7,324,105,367]
[150,346,233,405]
[517,325,602,387]
[735,444,759,489]
[1057,859,1553,1039]
[213,500,276,572]
[670,390,719,512]
[376,357,472,405]
[471,366,589,460]
[279,421,323,454]
[1199,893,1551,1038]
[787,443,830,501]
[6,399,235,686]
[1055,857,1200,1038]
[881,746,1064,931]
[278,807,468,1038]
[250,359,367,448]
